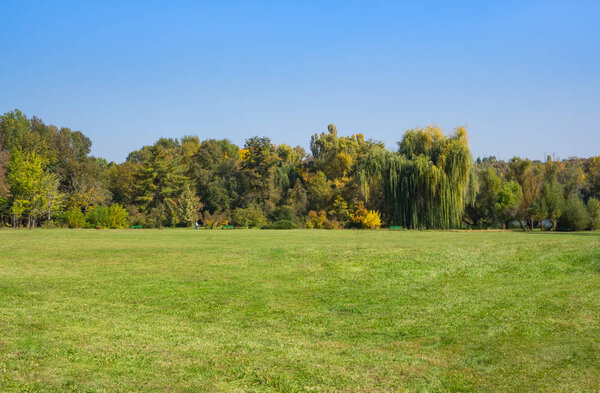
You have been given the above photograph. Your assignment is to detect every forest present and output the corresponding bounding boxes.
[1,109,599,231]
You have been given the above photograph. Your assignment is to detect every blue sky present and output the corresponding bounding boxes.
[1,0,598,163]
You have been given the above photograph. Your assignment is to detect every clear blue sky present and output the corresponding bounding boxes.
[1,0,598,163]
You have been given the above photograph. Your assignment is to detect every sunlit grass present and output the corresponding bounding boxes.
[1,229,599,392]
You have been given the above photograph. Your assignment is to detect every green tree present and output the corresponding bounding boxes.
[171,185,203,227]
[466,167,502,227]
[586,156,600,199]
[231,204,265,228]
[0,150,10,224]
[6,149,47,227]
[132,142,191,226]
[507,157,543,230]
[537,157,565,230]
[286,178,308,217]
[494,180,523,228]
[587,198,600,230]
[558,196,589,231]
[240,136,280,208]
[358,126,473,229]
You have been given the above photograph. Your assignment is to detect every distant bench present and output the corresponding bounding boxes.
[131,225,143,229]
[389,226,403,230]
[221,225,234,229]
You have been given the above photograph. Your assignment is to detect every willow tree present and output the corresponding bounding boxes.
[358,126,473,229]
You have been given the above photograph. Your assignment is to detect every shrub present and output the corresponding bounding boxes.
[231,205,265,228]
[262,220,298,229]
[558,196,589,231]
[107,204,128,228]
[362,210,382,229]
[268,206,295,222]
[62,208,85,228]
[305,210,327,228]
[329,196,351,225]
[351,202,382,229]
[201,210,229,229]
[85,204,129,229]
[323,218,341,229]
[127,205,145,227]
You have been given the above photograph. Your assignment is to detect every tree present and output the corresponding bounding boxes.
[187,139,240,214]
[0,150,9,200]
[230,204,265,228]
[507,157,543,230]
[494,180,523,228]
[305,170,333,211]
[309,124,383,208]
[0,110,33,152]
[558,196,589,231]
[587,198,600,230]
[171,185,203,227]
[131,142,190,226]
[466,167,502,227]
[351,201,382,229]
[358,126,473,229]
[286,179,308,217]
[6,149,48,227]
[586,156,600,199]
[542,181,564,230]
[537,157,565,230]
[0,150,10,224]
[40,172,64,221]
[240,136,280,208]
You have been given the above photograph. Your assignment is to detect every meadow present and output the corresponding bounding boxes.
[0,229,599,392]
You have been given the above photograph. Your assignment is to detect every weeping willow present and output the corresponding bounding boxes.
[358,126,473,229]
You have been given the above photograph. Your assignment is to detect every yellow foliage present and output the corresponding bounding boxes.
[239,149,250,161]
[352,201,381,229]
[362,210,382,229]
[306,210,327,229]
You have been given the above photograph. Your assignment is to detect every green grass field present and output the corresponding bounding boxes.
[1,229,599,392]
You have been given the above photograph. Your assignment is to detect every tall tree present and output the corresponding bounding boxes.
[6,149,47,227]
[507,157,543,230]
[586,156,600,199]
[358,126,473,229]
[495,180,523,228]
[240,136,280,209]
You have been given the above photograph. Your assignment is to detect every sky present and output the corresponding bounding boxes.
[1,0,598,163]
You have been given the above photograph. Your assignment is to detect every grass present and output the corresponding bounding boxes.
[0,229,599,392]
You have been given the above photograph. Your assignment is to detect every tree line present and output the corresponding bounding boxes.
[1,109,599,230]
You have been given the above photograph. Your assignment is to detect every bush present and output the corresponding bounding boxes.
[127,205,145,227]
[107,204,128,228]
[305,210,327,228]
[558,196,589,231]
[230,205,265,228]
[351,202,382,229]
[62,208,85,228]
[362,210,382,229]
[323,218,341,229]
[201,210,229,229]
[85,204,129,229]
[268,205,295,222]
[262,220,298,229]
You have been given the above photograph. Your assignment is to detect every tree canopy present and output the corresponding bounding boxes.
[1,109,598,231]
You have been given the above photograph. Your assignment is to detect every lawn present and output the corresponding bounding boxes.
[0,229,599,392]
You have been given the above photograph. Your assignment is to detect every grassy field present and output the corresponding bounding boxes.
[0,229,599,392]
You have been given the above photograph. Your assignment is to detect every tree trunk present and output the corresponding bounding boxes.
[519,220,527,231]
